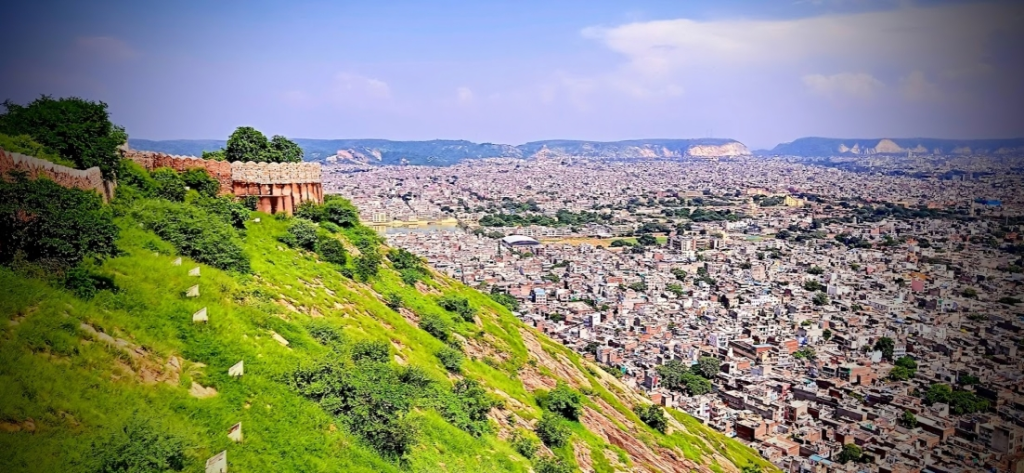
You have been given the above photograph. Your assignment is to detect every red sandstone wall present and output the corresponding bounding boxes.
[122,148,323,215]
[0,149,109,201]
[123,149,234,195]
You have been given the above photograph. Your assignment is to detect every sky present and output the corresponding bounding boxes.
[2,0,1023,149]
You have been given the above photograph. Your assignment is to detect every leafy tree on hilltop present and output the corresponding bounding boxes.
[874,337,895,360]
[692,356,722,379]
[0,96,127,179]
[224,126,303,163]
[634,404,668,433]
[544,382,583,420]
[837,443,863,464]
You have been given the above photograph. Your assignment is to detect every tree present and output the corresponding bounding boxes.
[150,167,187,202]
[284,219,319,251]
[803,280,822,292]
[692,356,721,379]
[269,135,303,163]
[315,235,346,265]
[181,168,220,198]
[665,283,685,297]
[545,382,583,421]
[323,197,360,227]
[894,356,917,370]
[637,234,658,246]
[225,126,270,163]
[807,266,824,275]
[822,329,832,341]
[812,292,830,306]
[634,404,668,433]
[961,288,978,299]
[0,96,126,179]
[837,443,863,464]
[889,366,915,381]
[874,337,895,360]
[436,346,464,373]
[533,455,573,473]
[741,464,763,473]
[899,410,918,429]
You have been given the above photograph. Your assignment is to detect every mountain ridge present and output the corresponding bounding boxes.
[769,136,1024,157]
[128,138,751,166]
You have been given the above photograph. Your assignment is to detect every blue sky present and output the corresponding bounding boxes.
[2,0,1022,148]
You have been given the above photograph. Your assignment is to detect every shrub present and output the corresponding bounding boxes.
[150,167,187,202]
[90,417,186,472]
[351,339,391,364]
[180,168,220,198]
[533,455,573,473]
[306,320,345,350]
[283,218,319,251]
[437,379,496,436]
[192,195,250,229]
[510,430,538,459]
[291,359,419,459]
[63,265,117,300]
[315,235,346,265]
[437,295,475,323]
[545,382,583,420]
[132,199,250,273]
[384,293,403,310]
[320,221,340,233]
[400,268,424,286]
[354,251,382,281]
[323,197,360,227]
[116,159,157,196]
[535,412,571,448]
[0,172,118,270]
[634,404,668,433]
[488,291,520,312]
[294,200,325,221]
[436,346,464,373]
[419,313,451,342]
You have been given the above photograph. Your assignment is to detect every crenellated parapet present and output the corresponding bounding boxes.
[122,149,233,193]
[0,149,110,200]
[229,161,321,185]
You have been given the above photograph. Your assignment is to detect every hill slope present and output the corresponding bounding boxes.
[126,138,751,165]
[0,197,772,472]
[770,137,1024,156]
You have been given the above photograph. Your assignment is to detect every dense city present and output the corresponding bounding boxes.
[327,155,1024,473]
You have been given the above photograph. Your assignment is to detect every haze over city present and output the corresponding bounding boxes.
[3,0,1024,148]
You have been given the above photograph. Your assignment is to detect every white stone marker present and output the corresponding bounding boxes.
[271,331,290,347]
[193,307,208,323]
[186,285,200,298]
[172,257,182,266]
[205,450,227,473]
[228,360,244,377]
[228,422,243,443]
[189,267,201,277]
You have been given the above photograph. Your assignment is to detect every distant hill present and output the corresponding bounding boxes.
[127,137,750,165]
[770,137,1024,157]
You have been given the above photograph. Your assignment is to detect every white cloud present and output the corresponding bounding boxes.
[803,72,884,99]
[74,36,139,61]
[581,2,1022,94]
[899,71,940,102]
[456,86,474,104]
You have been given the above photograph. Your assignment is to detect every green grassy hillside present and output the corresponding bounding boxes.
[0,174,774,473]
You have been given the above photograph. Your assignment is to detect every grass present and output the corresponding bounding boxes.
[0,198,774,472]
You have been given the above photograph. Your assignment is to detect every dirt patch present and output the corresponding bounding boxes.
[80,323,182,386]
[519,328,589,387]
[573,440,594,472]
[414,281,440,295]
[189,382,218,399]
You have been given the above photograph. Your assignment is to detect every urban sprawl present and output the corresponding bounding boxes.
[327,155,1024,473]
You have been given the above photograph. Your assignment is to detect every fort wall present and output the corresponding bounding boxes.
[123,149,323,215]
[0,149,110,201]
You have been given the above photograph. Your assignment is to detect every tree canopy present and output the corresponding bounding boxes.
[223,126,303,163]
[0,96,126,179]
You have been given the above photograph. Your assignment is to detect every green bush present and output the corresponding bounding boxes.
[545,382,583,421]
[488,291,520,312]
[307,320,346,350]
[384,293,403,310]
[323,197,360,227]
[510,430,538,459]
[192,195,250,229]
[351,339,391,364]
[320,221,340,233]
[63,265,117,300]
[180,168,220,198]
[282,218,319,251]
[438,295,475,323]
[131,199,250,273]
[419,313,451,342]
[90,417,186,472]
[535,412,571,448]
[436,379,496,436]
[436,346,464,373]
[354,251,382,281]
[634,404,668,433]
[315,234,346,265]
[150,167,186,202]
[117,159,157,196]
[0,172,118,270]
[533,455,573,473]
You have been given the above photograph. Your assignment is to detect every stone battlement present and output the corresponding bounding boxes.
[122,148,323,215]
[0,149,111,201]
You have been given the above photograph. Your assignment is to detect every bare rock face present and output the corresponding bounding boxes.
[686,143,751,157]
[870,139,905,154]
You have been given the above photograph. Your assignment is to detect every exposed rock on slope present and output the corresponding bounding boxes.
[771,137,1024,156]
